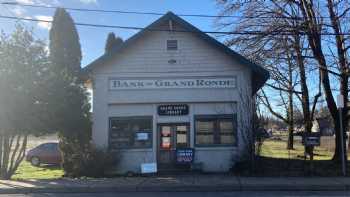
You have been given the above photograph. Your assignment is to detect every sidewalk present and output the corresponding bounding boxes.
[0,175,350,193]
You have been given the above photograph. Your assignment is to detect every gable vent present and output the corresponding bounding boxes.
[167,40,178,50]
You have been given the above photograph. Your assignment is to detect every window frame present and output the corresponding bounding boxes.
[108,116,153,150]
[194,114,237,147]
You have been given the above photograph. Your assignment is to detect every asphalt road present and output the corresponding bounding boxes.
[1,191,350,197]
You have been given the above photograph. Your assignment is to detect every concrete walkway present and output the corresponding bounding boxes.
[0,175,350,193]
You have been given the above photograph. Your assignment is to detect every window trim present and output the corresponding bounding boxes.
[194,114,237,147]
[108,116,153,150]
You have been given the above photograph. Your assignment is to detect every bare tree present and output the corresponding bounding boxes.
[236,87,256,170]
[258,37,299,149]
[215,0,345,162]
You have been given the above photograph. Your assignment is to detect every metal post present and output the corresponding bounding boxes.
[339,108,346,176]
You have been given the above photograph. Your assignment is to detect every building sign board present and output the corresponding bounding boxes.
[158,104,189,116]
[109,77,236,90]
[176,148,194,164]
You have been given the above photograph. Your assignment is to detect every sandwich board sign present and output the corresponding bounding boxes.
[141,163,157,174]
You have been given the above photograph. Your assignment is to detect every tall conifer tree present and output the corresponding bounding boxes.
[49,8,91,177]
[104,32,123,53]
[50,8,81,76]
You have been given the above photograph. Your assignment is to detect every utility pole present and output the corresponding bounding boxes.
[337,94,346,176]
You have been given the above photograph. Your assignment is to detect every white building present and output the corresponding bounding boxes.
[84,12,269,173]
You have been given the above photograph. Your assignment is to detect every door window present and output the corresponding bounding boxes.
[161,126,171,149]
[158,123,189,165]
[159,124,189,149]
[176,126,188,148]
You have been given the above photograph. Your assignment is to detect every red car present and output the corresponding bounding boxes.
[26,142,62,166]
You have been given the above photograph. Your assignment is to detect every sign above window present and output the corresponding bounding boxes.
[158,104,189,116]
[109,77,236,90]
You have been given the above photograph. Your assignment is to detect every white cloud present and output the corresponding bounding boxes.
[15,0,35,4]
[35,15,52,30]
[79,0,98,4]
[11,6,26,16]
[44,0,60,6]
[15,0,60,6]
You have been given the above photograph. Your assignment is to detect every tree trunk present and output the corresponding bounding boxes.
[0,134,28,180]
[287,63,294,150]
[287,126,294,150]
[332,106,348,165]
[298,0,345,162]
[281,36,296,150]
[1,134,10,179]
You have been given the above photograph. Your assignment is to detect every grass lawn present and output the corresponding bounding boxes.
[258,131,349,160]
[260,138,334,160]
[12,161,64,180]
[11,134,64,180]
[245,133,350,176]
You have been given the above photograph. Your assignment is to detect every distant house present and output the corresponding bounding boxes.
[84,12,269,173]
[312,117,334,136]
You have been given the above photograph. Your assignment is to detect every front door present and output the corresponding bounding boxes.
[158,123,189,169]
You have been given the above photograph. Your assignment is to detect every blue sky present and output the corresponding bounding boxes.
[0,0,220,66]
[0,0,331,117]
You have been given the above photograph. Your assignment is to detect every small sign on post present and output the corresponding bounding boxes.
[302,132,321,147]
[337,94,344,109]
[303,136,320,146]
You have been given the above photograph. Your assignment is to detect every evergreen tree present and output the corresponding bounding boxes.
[50,8,82,76]
[104,32,123,53]
[49,8,91,177]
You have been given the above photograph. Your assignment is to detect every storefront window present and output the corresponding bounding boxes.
[195,120,214,145]
[109,116,152,149]
[195,115,236,146]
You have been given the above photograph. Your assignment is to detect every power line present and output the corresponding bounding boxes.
[1,14,350,36]
[3,1,350,21]
[0,1,303,20]
[1,4,41,40]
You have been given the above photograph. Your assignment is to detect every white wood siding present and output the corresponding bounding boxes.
[90,20,253,172]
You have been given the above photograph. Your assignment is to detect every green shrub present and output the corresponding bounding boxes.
[81,146,119,178]
[60,141,119,178]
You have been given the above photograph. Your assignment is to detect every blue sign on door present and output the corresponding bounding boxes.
[176,148,194,164]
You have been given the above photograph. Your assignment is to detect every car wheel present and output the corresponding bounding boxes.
[30,157,40,166]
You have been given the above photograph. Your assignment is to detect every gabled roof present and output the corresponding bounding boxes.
[84,11,269,93]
